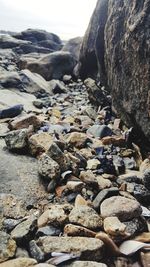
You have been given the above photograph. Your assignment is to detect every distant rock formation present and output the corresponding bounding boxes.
[79,0,150,145]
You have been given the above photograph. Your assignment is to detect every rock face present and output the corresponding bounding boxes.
[79,0,150,144]
[62,37,83,61]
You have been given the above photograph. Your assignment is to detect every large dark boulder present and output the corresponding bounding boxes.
[79,0,108,80]
[22,51,77,81]
[0,34,30,49]
[80,0,150,146]
[13,29,62,52]
[62,37,83,61]
[104,0,150,143]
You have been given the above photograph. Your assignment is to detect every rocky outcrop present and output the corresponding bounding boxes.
[79,0,150,145]
[79,0,108,80]
[0,29,62,55]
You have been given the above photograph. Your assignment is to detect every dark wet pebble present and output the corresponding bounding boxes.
[29,240,45,262]
[0,104,23,119]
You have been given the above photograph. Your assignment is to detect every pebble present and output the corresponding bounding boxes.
[9,114,41,130]
[87,125,112,138]
[67,132,91,148]
[64,224,96,237]
[86,159,100,170]
[38,153,60,181]
[37,205,69,228]
[29,132,53,156]
[0,231,16,263]
[11,215,37,244]
[103,217,126,236]
[5,129,28,150]
[0,257,37,267]
[100,196,142,221]
[29,240,45,262]
[69,205,103,230]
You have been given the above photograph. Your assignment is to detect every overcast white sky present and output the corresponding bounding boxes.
[0,0,97,40]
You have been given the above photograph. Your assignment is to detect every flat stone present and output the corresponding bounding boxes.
[5,129,28,150]
[0,257,37,267]
[64,261,107,267]
[37,236,104,261]
[67,132,90,148]
[38,153,60,181]
[100,196,142,221]
[87,125,112,138]
[0,231,16,263]
[29,132,53,156]
[64,224,96,237]
[69,205,102,230]
[11,215,37,243]
[37,205,69,228]
[9,114,41,130]
[104,217,126,236]
[36,226,61,238]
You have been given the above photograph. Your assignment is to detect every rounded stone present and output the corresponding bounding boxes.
[100,196,142,221]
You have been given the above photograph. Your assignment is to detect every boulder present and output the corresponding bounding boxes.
[0,34,30,49]
[13,29,62,46]
[79,0,108,80]
[23,51,76,81]
[62,37,83,61]
[80,0,150,145]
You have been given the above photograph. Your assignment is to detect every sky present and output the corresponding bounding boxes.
[0,0,97,40]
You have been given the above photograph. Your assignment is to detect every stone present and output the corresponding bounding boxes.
[35,264,54,267]
[29,240,44,262]
[140,252,150,267]
[69,205,102,230]
[86,159,100,170]
[140,159,150,173]
[143,169,150,190]
[96,176,112,190]
[0,34,30,49]
[87,125,112,138]
[79,171,98,187]
[103,217,126,236]
[11,215,37,244]
[9,114,41,130]
[80,0,150,147]
[75,195,88,207]
[0,257,37,267]
[79,148,94,160]
[36,226,61,238]
[37,205,68,228]
[100,196,142,221]
[0,104,23,119]
[0,231,16,263]
[66,181,84,192]
[36,236,104,261]
[15,247,29,258]
[84,78,109,107]
[62,36,83,61]
[29,132,53,156]
[63,74,72,83]
[47,142,70,172]
[25,51,76,81]
[38,153,60,181]
[5,129,28,150]
[48,79,66,94]
[64,261,107,267]
[124,218,148,238]
[67,132,90,148]
[93,188,119,211]
[64,224,96,237]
